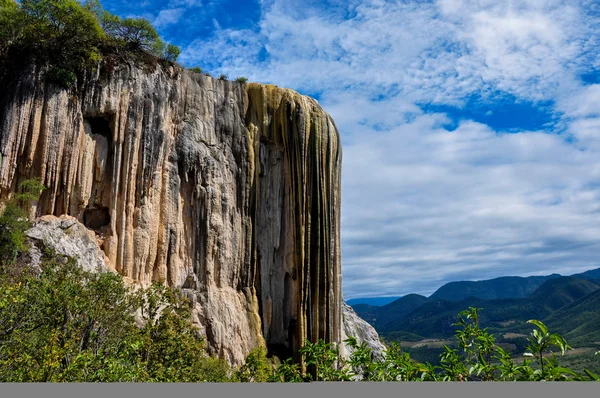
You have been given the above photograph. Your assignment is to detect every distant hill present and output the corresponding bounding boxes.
[372,276,600,340]
[571,268,600,281]
[347,296,402,306]
[544,288,600,345]
[528,277,600,311]
[428,274,561,301]
[350,268,600,347]
[354,294,429,326]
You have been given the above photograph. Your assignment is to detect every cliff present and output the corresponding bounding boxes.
[0,61,343,365]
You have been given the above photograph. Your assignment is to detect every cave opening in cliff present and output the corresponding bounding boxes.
[83,206,110,231]
[84,116,113,144]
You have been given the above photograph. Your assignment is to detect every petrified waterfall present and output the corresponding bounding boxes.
[0,62,342,365]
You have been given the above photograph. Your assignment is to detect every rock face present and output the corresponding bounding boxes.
[0,62,342,366]
[26,214,110,272]
[340,302,386,361]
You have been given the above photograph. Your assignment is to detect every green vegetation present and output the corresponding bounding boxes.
[0,179,230,382]
[352,275,600,375]
[266,307,600,382]
[235,76,248,83]
[355,276,600,343]
[0,178,45,266]
[0,0,181,87]
[188,66,203,74]
[218,74,228,81]
[236,347,272,382]
[0,258,232,382]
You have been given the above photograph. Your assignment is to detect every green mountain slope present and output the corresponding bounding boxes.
[352,294,429,327]
[347,297,402,306]
[571,268,600,281]
[428,274,561,301]
[378,277,600,340]
[544,288,600,345]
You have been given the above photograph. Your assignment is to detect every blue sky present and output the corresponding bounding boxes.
[100,0,600,299]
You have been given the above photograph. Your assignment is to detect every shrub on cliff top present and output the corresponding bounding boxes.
[1,0,105,86]
[0,0,181,87]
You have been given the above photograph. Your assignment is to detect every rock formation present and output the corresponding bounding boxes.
[341,302,386,361]
[26,214,110,273]
[0,62,343,365]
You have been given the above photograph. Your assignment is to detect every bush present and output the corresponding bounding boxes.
[235,76,248,84]
[0,178,45,266]
[188,67,203,74]
[0,257,233,381]
[237,347,272,382]
[163,44,180,62]
[218,74,228,81]
[0,192,234,383]
[0,0,181,86]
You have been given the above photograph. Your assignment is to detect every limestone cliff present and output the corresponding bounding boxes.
[0,62,342,365]
[341,302,386,361]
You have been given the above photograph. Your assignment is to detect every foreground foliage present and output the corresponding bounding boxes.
[0,259,232,382]
[0,180,230,382]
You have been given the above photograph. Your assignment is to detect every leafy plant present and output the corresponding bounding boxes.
[218,74,228,81]
[452,307,497,380]
[0,255,232,382]
[235,76,248,83]
[0,178,45,265]
[299,339,350,381]
[522,319,573,380]
[269,357,303,382]
[237,347,272,382]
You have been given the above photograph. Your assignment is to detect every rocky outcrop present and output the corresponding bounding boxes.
[341,302,386,361]
[0,62,342,366]
[26,214,110,272]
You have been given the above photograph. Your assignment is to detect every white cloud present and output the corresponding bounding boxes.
[178,0,600,298]
[154,8,185,28]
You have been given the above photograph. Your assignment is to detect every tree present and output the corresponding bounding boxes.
[0,0,23,56]
[237,347,272,382]
[163,43,180,62]
[102,16,161,53]
[0,258,233,382]
[1,0,105,86]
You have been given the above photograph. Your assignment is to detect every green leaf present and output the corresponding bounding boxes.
[584,369,599,381]
[527,320,548,336]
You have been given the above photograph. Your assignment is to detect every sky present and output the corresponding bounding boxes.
[100,0,600,299]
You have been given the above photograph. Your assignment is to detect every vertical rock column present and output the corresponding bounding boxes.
[245,84,343,361]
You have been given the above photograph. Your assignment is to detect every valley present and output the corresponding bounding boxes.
[351,269,600,373]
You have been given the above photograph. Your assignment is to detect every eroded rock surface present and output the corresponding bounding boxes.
[26,214,109,272]
[0,63,342,365]
[341,302,386,361]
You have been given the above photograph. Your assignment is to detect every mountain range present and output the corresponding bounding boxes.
[351,267,600,347]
